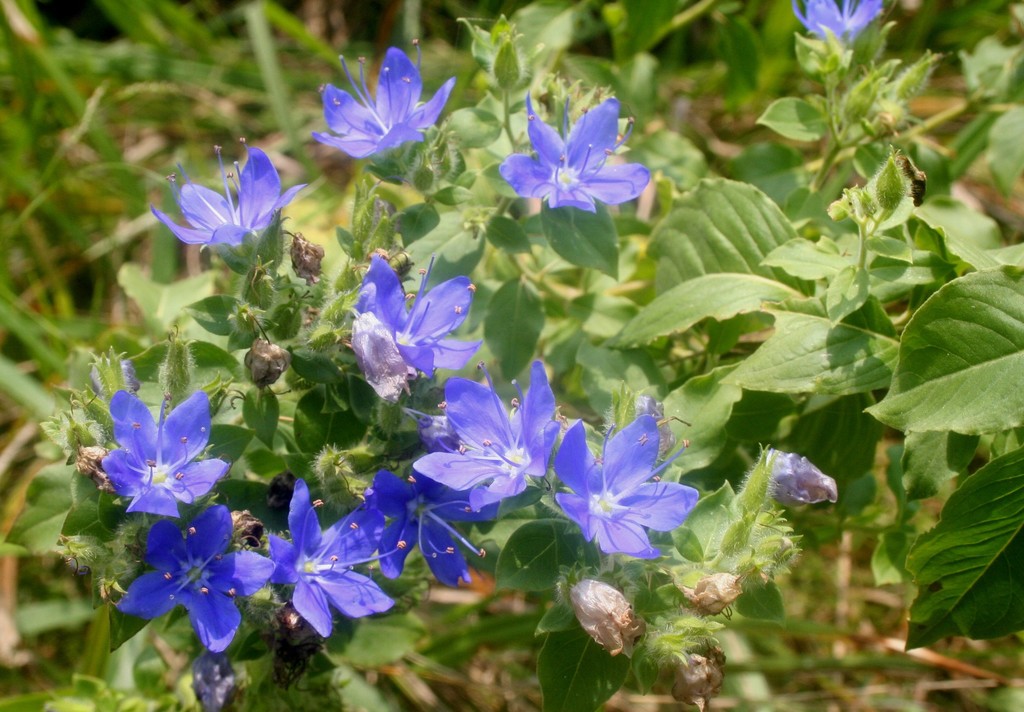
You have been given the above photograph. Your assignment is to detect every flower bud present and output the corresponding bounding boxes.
[231,510,265,548]
[89,355,140,398]
[243,263,275,310]
[290,233,325,285]
[493,35,522,91]
[635,395,676,456]
[769,449,838,505]
[76,445,114,493]
[244,338,291,388]
[873,152,907,212]
[672,647,725,710]
[407,410,460,453]
[159,334,194,404]
[682,573,742,616]
[192,651,235,712]
[569,579,646,657]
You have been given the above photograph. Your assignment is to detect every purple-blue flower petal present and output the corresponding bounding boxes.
[268,534,299,584]
[316,569,395,619]
[185,506,234,563]
[166,459,230,503]
[159,391,212,466]
[293,578,334,637]
[109,391,157,455]
[565,98,621,167]
[126,487,181,517]
[177,184,234,231]
[602,416,661,494]
[408,76,456,129]
[443,378,515,450]
[581,163,651,205]
[498,154,556,199]
[553,421,593,494]
[144,519,189,571]
[525,93,565,167]
[618,482,699,531]
[118,571,183,620]
[376,47,423,123]
[188,590,242,653]
[237,147,282,228]
[287,479,322,556]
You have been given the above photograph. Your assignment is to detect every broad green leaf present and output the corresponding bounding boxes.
[787,392,883,483]
[762,236,846,281]
[915,198,1003,270]
[987,106,1024,196]
[290,348,344,384]
[663,366,744,473]
[328,613,425,667]
[536,601,577,634]
[538,629,630,712]
[906,445,1024,648]
[718,14,759,108]
[484,278,544,380]
[612,274,797,347]
[576,341,664,417]
[649,178,804,292]
[404,211,485,282]
[726,390,797,442]
[7,464,73,553]
[294,386,367,452]
[735,579,784,624]
[485,214,532,253]
[901,430,979,500]
[447,107,503,149]
[117,263,215,334]
[496,520,598,592]
[672,483,736,562]
[826,265,870,325]
[756,97,827,142]
[208,425,253,463]
[186,295,239,336]
[399,203,440,243]
[630,130,708,193]
[727,299,899,395]
[872,531,912,585]
[243,388,279,446]
[730,142,805,206]
[868,267,1024,433]
[540,204,618,278]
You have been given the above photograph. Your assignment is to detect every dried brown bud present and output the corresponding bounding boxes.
[75,445,115,493]
[231,509,265,548]
[269,602,323,688]
[290,233,325,285]
[682,573,743,616]
[245,339,292,388]
[672,647,726,710]
[569,579,646,657]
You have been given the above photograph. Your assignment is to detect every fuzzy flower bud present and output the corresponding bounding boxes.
[569,579,646,657]
[682,573,743,616]
[290,233,325,285]
[874,152,907,212]
[192,651,235,712]
[159,335,194,404]
[244,338,292,388]
[493,35,522,90]
[769,449,838,505]
[672,647,726,711]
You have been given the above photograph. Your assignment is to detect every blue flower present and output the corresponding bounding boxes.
[499,95,650,212]
[313,46,456,158]
[554,416,699,559]
[152,144,305,246]
[103,390,229,517]
[365,469,498,587]
[268,479,394,638]
[118,506,274,652]
[768,449,838,505]
[405,409,460,454]
[792,0,884,40]
[352,255,481,402]
[413,361,560,510]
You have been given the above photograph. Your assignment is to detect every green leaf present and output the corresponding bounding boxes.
[901,430,979,500]
[404,210,485,282]
[763,236,846,281]
[672,483,736,562]
[536,601,577,634]
[290,348,344,384]
[484,278,544,380]
[540,204,619,277]
[786,393,883,483]
[868,267,1024,433]
[826,265,870,325]
[7,464,73,553]
[243,388,279,446]
[294,386,367,452]
[872,531,912,585]
[756,97,827,142]
[496,520,598,592]
[399,203,441,244]
[208,425,253,463]
[727,299,898,395]
[663,366,744,473]
[735,579,785,624]
[328,613,425,667]
[906,445,1024,648]
[576,341,664,417]
[117,263,215,334]
[613,274,797,347]
[987,106,1024,197]
[915,198,1003,270]
[649,178,805,293]
[538,628,630,712]
[186,295,239,336]
[485,214,532,253]
[447,107,503,149]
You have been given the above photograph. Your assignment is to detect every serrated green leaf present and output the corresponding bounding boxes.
[540,204,618,278]
[484,278,544,380]
[613,274,797,347]
[901,430,979,500]
[915,198,1003,270]
[496,520,598,592]
[650,178,805,293]
[538,628,630,712]
[756,97,827,142]
[868,267,1024,433]
[906,445,1024,648]
[726,300,898,395]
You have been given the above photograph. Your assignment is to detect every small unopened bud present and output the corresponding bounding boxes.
[569,579,646,657]
[245,338,292,388]
[192,651,235,712]
[672,647,726,710]
[160,334,194,404]
[635,395,675,456]
[682,573,742,616]
[76,446,114,493]
[267,470,296,510]
[874,152,907,212]
[769,450,838,505]
[231,510,265,548]
[493,36,522,90]
[290,233,325,285]
[407,410,460,453]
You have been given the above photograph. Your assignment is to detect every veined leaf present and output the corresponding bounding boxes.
[906,445,1024,648]
[538,628,630,712]
[756,97,827,142]
[540,204,619,278]
[868,267,1024,433]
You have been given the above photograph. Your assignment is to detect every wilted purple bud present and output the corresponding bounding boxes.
[635,394,675,456]
[121,360,141,393]
[406,409,459,453]
[682,573,742,616]
[769,450,838,506]
[672,647,725,710]
[245,338,292,388]
[351,311,414,402]
[192,651,235,712]
[569,579,646,657]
